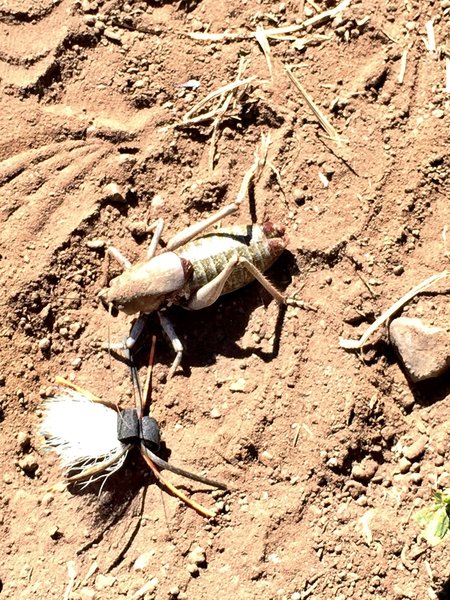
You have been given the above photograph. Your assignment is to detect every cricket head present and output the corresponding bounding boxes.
[262,221,288,258]
[99,252,192,315]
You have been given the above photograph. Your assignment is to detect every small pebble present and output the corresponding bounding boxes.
[17,432,30,453]
[393,265,404,275]
[229,378,246,392]
[389,317,450,382]
[188,546,206,567]
[42,492,54,506]
[72,357,82,369]
[126,221,147,238]
[81,0,94,11]
[79,588,97,600]
[210,407,221,419]
[38,337,51,352]
[351,459,378,482]
[151,194,164,209]
[133,551,155,571]
[103,28,122,43]
[432,108,445,119]
[69,322,82,337]
[186,564,199,577]
[18,454,38,476]
[86,239,105,250]
[398,457,411,473]
[402,435,428,461]
[95,574,116,590]
[3,471,13,484]
[49,525,61,539]
[103,182,125,203]
[83,15,95,26]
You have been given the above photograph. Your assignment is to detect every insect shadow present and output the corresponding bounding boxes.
[437,575,450,600]
[126,249,299,375]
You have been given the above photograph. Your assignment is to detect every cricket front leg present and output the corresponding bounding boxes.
[98,246,132,290]
[100,315,147,352]
[158,312,184,378]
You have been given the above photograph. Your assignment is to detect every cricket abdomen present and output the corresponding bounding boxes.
[177,223,286,298]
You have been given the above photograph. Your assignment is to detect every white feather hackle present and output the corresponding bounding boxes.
[40,389,129,485]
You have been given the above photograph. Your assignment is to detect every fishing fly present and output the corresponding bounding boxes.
[40,337,226,518]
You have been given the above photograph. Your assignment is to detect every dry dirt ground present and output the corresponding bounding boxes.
[1,0,450,599]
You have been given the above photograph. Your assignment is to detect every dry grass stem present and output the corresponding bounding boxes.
[54,376,118,411]
[443,225,449,257]
[425,19,436,53]
[446,58,450,92]
[285,65,342,145]
[318,171,329,188]
[306,0,322,13]
[302,0,351,29]
[255,25,273,77]
[54,376,100,402]
[186,0,351,43]
[187,31,246,41]
[63,561,77,600]
[339,270,450,350]
[181,76,257,125]
[208,58,248,170]
[398,49,408,84]
[380,29,400,44]
[293,34,331,50]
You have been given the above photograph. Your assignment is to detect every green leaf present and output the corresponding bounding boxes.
[420,507,450,546]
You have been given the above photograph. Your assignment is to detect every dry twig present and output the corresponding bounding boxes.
[398,49,408,84]
[425,19,436,53]
[208,58,248,170]
[185,0,351,43]
[340,270,450,350]
[255,25,273,77]
[180,76,257,126]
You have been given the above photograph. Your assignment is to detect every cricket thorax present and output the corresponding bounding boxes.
[103,252,193,315]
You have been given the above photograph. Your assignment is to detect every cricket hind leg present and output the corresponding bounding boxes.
[187,254,285,311]
[165,134,270,252]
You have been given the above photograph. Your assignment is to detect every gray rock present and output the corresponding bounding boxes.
[389,317,450,382]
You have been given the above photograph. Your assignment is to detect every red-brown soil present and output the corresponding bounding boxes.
[0,1,449,599]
